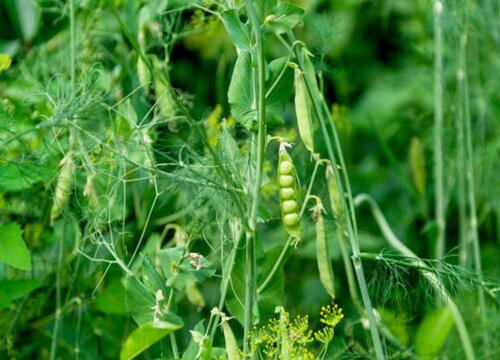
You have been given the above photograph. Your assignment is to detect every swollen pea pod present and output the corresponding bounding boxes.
[294,66,315,154]
[50,152,75,225]
[312,198,336,299]
[278,143,300,239]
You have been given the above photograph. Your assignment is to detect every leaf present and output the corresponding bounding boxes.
[158,247,215,290]
[0,163,54,192]
[96,279,129,315]
[221,10,251,52]
[263,3,305,34]
[120,320,183,360]
[415,306,454,360]
[0,279,41,309]
[182,320,213,360]
[265,57,294,127]
[0,223,31,271]
[228,51,254,129]
[228,54,293,129]
[124,276,156,325]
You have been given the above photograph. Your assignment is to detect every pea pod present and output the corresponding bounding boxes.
[278,143,300,239]
[312,199,336,299]
[50,152,75,225]
[325,163,341,220]
[294,67,315,154]
[221,316,241,360]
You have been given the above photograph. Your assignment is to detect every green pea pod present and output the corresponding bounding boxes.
[325,163,341,220]
[301,46,321,96]
[50,152,75,225]
[294,67,315,154]
[222,318,241,360]
[278,143,300,239]
[137,56,151,95]
[313,200,335,299]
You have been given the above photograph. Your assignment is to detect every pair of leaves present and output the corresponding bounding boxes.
[158,246,215,290]
[223,2,303,129]
[228,53,294,129]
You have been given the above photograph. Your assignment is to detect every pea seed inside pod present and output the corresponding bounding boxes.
[279,175,294,187]
[279,160,293,175]
[280,187,295,200]
[282,199,298,214]
[283,213,299,226]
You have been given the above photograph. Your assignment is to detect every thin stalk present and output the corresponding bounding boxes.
[257,158,322,294]
[244,0,266,350]
[209,229,245,339]
[291,35,385,360]
[355,194,476,360]
[165,290,179,358]
[461,30,489,352]
[456,62,468,267]
[69,0,75,90]
[433,0,446,262]
[49,221,66,360]
[337,233,362,311]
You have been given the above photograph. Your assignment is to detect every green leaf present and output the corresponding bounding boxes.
[182,320,213,360]
[0,163,54,192]
[415,306,454,360]
[124,276,156,325]
[0,223,31,271]
[0,279,41,309]
[228,54,292,129]
[263,3,305,34]
[228,51,254,129]
[96,279,129,315]
[265,57,294,126]
[221,10,251,52]
[120,320,183,360]
[158,247,215,290]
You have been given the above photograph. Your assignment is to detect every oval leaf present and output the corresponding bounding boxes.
[120,321,183,360]
[0,222,31,270]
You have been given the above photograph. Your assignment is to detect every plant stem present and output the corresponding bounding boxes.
[49,221,66,360]
[355,194,476,360]
[290,34,385,360]
[456,58,468,267]
[209,229,245,339]
[433,0,446,262]
[460,25,489,352]
[244,0,266,350]
[69,0,75,91]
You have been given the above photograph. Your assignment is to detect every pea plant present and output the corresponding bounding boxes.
[1,0,499,359]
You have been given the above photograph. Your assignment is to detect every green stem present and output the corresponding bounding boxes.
[461,24,489,352]
[244,0,266,350]
[433,0,446,262]
[355,194,476,360]
[456,54,468,267]
[69,0,75,91]
[209,229,245,339]
[290,34,385,360]
[49,221,66,360]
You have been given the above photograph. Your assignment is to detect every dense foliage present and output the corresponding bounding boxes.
[1,0,499,359]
